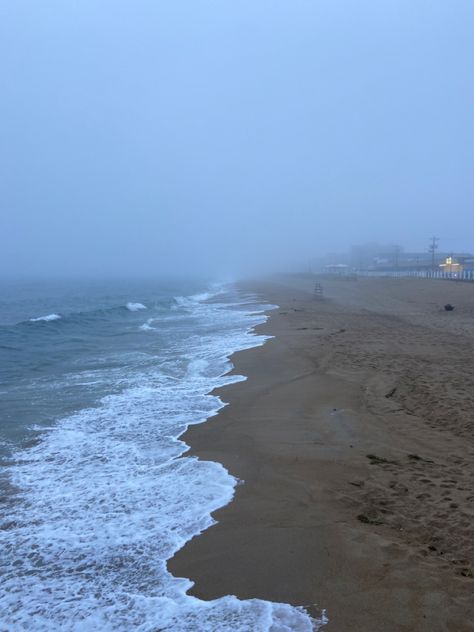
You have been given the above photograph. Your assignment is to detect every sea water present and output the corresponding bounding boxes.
[0,278,326,631]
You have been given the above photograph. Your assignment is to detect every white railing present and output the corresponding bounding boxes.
[356,269,474,281]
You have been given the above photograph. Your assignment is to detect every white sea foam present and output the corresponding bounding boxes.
[140,318,156,331]
[29,313,62,322]
[1,287,326,631]
[126,302,147,311]
[173,289,219,308]
[189,291,214,302]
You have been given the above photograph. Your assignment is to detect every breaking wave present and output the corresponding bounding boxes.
[126,302,147,311]
[29,313,62,322]
[0,284,326,631]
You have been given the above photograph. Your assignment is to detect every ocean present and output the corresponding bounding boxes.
[0,278,322,631]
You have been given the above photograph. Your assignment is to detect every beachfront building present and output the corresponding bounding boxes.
[439,256,461,274]
[323,263,352,276]
[439,256,474,275]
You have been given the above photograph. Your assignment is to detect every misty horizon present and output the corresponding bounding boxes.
[2,1,474,277]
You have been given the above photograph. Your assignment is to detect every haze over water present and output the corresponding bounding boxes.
[2,1,474,278]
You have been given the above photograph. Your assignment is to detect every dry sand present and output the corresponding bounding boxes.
[169,276,474,631]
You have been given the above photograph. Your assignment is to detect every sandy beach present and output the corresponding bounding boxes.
[170,276,474,631]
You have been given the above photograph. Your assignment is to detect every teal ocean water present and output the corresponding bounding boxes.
[0,278,324,631]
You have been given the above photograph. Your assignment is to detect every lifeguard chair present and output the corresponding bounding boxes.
[313,283,323,299]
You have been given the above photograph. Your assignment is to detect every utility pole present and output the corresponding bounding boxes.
[393,245,401,270]
[428,236,439,271]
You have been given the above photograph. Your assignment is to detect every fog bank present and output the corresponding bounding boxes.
[1,1,474,276]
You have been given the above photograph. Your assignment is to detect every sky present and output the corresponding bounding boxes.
[1,0,474,276]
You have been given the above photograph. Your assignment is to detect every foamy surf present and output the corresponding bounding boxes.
[0,285,326,631]
[126,302,147,311]
[140,318,156,331]
[29,313,62,322]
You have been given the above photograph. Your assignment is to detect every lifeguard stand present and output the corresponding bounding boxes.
[313,282,323,299]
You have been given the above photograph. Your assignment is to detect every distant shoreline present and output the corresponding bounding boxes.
[170,276,474,631]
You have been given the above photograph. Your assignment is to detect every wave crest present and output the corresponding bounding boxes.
[29,313,62,322]
[126,302,147,312]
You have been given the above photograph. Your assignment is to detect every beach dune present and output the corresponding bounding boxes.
[170,277,474,631]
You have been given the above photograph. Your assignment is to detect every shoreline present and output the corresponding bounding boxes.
[170,277,474,631]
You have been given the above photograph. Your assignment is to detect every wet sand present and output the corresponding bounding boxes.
[170,276,474,631]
